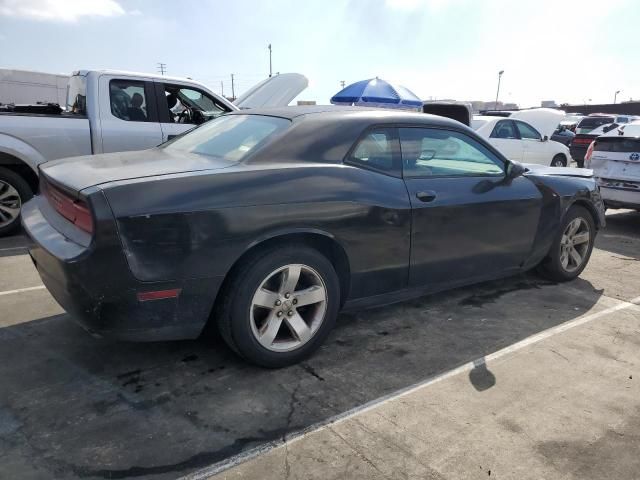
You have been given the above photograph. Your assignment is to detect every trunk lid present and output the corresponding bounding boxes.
[510,108,566,139]
[234,73,308,109]
[40,148,237,193]
[591,137,640,182]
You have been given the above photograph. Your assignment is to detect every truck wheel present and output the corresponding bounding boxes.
[0,167,33,236]
[216,245,340,368]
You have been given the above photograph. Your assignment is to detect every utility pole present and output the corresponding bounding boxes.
[614,90,621,104]
[231,74,235,100]
[220,81,224,97]
[157,63,166,75]
[494,70,504,110]
[268,44,273,78]
[340,80,346,89]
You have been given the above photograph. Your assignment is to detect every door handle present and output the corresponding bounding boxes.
[416,191,437,202]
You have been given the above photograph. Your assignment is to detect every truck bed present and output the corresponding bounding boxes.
[0,113,91,162]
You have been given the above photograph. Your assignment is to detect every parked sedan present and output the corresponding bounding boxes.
[472,116,571,167]
[22,107,605,367]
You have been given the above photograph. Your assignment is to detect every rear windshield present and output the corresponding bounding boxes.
[578,117,614,128]
[66,75,87,115]
[164,114,290,161]
[595,137,640,152]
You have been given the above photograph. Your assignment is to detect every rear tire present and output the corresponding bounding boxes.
[216,244,340,368]
[551,154,567,167]
[538,205,595,282]
[0,167,33,237]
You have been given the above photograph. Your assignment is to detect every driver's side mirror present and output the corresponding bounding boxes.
[542,135,549,142]
[506,161,526,179]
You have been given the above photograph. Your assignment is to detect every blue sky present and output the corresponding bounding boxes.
[1,0,639,107]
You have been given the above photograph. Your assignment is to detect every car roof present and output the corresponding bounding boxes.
[229,105,464,128]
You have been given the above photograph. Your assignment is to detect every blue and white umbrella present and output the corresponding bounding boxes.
[330,78,422,111]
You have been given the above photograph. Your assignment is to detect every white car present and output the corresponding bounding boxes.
[585,122,640,210]
[472,112,571,167]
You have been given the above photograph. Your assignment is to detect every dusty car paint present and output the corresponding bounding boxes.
[23,106,605,342]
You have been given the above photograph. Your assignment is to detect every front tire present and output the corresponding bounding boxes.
[216,245,340,368]
[551,154,567,167]
[0,167,33,237]
[538,205,595,282]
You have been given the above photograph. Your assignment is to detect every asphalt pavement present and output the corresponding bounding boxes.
[0,210,638,480]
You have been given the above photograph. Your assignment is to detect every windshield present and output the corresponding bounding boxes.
[66,75,87,115]
[164,114,290,161]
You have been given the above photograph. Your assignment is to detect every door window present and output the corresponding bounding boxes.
[515,121,541,140]
[400,128,504,178]
[109,80,150,122]
[349,128,399,174]
[490,120,518,139]
[161,84,227,124]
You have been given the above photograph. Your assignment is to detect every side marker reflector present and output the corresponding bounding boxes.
[137,288,182,302]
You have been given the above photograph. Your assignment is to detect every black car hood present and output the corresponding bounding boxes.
[523,163,593,178]
[40,148,237,193]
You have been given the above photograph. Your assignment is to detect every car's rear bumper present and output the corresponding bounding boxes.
[21,195,222,341]
[600,186,640,209]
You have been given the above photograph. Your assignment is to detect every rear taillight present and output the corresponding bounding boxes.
[584,141,595,168]
[43,180,94,234]
[572,137,594,145]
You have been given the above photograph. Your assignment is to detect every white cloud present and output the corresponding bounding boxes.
[385,0,452,11]
[0,0,126,22]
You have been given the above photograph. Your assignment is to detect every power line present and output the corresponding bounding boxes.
[157,63,166,75]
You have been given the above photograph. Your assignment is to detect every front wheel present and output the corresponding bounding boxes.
[0,167,33,237]
[216,245,340,368]
[551,154,567,167]
[538,205,595,282]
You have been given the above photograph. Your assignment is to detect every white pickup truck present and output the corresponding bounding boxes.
[0,69,307,235]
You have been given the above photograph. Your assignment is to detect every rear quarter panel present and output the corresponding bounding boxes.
[101,163,412,300]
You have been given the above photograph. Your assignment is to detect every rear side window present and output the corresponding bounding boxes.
[109,80,150,122]
[349,128,399,174]
[490,120,518,139]
[66,75,87,115]
[515,121,541,140]
[164,114,290,161]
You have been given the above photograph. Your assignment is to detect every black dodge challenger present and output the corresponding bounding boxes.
[22,106,605,367]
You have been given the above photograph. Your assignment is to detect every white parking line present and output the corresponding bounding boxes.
[0,246,27,253]
[0,285,46,297]
[182,294,640,480]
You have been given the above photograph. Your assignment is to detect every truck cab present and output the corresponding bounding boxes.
[0,69,307,235]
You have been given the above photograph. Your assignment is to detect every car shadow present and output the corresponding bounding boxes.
[0,273,602,479]
[595,210,640,260]
[0,232,28,258]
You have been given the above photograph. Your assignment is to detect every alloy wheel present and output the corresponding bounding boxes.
[0,180,21,228]
[250,264,328,352]
[560,217,591,272]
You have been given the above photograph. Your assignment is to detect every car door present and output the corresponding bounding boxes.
[98,76,164,153]
[515,120,547,165]
[400,127,542,288]
[155,82,231,143]
[488,119,523,162]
